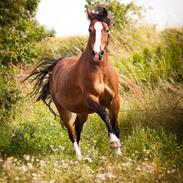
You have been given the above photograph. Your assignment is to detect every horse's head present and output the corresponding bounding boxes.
[87,7,111,62]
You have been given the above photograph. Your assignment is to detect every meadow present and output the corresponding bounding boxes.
[0,24,183,182]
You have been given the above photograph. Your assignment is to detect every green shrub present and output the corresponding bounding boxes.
[0,100,69,157]
[161,28,183,80]
[0,66,21,157]
[112,27,183,84]
[7,120,63,156]
[0,21,54,65]
[0,0,54,65]
[0,66,21,122]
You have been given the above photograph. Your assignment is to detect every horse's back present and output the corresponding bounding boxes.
[51,56,80,82]
[55,56,79,68]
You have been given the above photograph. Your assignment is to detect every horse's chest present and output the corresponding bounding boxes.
[93,82,105,95]
[86,74,105,95]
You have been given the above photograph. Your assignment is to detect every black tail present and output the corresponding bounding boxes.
[24,57,65,118]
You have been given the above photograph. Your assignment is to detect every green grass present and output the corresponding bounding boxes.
[1,24,183,183]
[0,77,182,182]
[36,36,87,59]
[35,26,183,85]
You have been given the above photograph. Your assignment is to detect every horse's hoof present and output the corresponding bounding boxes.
[115,147,122,156]
[109,133,121,148]
[76,150,82,161]
[77,155,83,161]
[110,140,121,148]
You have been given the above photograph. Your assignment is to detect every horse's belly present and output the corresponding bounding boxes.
[54,88,91,113]
[60,99,91,113]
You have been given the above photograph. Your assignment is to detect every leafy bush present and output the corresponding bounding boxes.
[0,0,54,65]
[0,100,66,157]
[0,66,21,122]
[109,26,183,84]
[7,119,64,156]
[0,66,21,157]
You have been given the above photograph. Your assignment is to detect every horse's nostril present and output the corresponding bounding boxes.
[92,50,95,55]
[100,50,104,56]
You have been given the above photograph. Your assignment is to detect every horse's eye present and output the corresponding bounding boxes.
[106,29,110,33]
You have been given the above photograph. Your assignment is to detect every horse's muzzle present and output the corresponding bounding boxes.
[92,50,104,62]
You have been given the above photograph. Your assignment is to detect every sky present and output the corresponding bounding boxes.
[36,0,183,37]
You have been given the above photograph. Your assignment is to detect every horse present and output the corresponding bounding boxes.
[26,7,121,160]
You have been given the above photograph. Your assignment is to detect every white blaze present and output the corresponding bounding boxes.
[93,22,103,54]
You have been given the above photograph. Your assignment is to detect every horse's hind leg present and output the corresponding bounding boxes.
[54,102,82,160]
[60,110,82,160]
[74,113,88,143]
[109,96,122,155]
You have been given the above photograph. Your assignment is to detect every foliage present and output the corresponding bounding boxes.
[161,28,183,80]
[0,66,22,156]
[83,1,183,83]
[0,0,54,65]
[0,1,182,182]
[0,0,54,152]
[38,26,183,84]
[36,36,87,59]
[0,81,182,182]
[108,26,183,84]
[0,0,40,25]
[0,66,21,122]
[85,0,142,30]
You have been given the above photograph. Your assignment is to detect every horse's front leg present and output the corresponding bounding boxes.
[85,94,121,155]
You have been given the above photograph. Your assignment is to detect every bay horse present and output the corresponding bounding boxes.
[26,7,121,160]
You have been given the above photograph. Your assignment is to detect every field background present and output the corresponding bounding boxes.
[0,0,183,182]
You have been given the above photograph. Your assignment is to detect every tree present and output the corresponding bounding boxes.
[0,0,54,65]
[85,0,141,30]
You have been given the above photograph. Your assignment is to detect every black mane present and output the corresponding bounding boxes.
[90,7,111,26]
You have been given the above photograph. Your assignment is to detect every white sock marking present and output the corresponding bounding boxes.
[109,133,122,156]
[109,133,120,143]
[115,147,122,156]
[94,22,103,53]
[74,142,82,160]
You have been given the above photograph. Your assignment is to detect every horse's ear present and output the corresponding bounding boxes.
[86,8,94,20]
[102,7,108,18]
[107,13,113,26]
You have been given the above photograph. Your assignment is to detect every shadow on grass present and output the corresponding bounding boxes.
[119,105,183,143]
